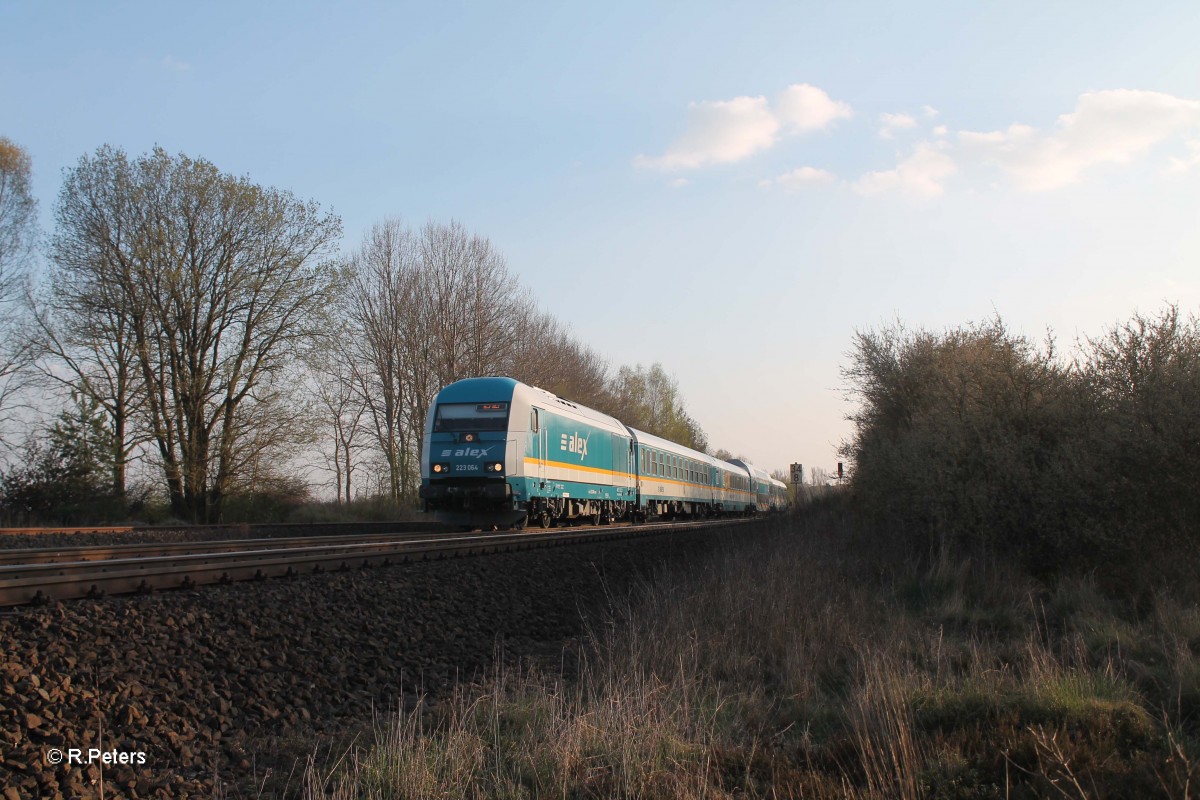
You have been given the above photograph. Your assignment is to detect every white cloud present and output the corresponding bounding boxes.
[854,142,956,197]
[669,177,690,188]
[636,83,851,171]
[776,84,853,133]
[761,166,837,191]
[958,89,1200,190]
[879,112,917,139]
[160,55,191,72]
[634,96,779,170]
[1166,139,1200,175]
[922,105,939,119]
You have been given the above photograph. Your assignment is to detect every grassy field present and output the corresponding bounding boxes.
[299,503,1200,799]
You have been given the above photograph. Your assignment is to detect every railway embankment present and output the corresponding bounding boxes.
[0,519,768,798]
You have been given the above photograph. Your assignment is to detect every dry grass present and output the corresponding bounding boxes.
[303,508,1200,799]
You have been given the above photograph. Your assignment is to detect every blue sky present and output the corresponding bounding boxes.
[4,1,1199,476]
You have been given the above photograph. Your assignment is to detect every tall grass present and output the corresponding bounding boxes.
[300,507,1199,799]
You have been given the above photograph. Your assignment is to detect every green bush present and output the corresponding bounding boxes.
[842,307,1200,583]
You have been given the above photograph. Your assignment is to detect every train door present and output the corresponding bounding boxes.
[532,407,547,487]
[617,435,634,495]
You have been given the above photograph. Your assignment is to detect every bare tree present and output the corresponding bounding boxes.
[0,137,36,280]
[30,301,146,502]
[345,218,536,503]
[509,308,611,405]
[309,342,368,504]
[345,219,421,502]
[605,363,708,450]
[0,138,38,442]
[343,217,709,505]
[50,146,342,522]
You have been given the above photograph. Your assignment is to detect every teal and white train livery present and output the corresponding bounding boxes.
[420,377,789,529]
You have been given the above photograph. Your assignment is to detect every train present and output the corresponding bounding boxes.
[419,376,789,529]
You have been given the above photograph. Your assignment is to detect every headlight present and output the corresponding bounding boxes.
[432,463,450,474]
[489,462,504,473]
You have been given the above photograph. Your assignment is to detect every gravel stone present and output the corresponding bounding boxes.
[0,520,769,795]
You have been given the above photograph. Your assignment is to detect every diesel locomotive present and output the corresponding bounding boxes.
[419,377,789,529]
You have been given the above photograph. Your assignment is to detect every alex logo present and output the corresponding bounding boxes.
[560,432,589,460]
[440,446,495,459]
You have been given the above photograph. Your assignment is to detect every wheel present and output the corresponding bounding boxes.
[539,512,552,529]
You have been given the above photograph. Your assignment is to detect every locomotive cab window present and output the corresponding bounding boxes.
[433,402,510,432]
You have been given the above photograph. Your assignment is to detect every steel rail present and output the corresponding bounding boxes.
[0,530,458,566]
[0,525,136,535]
[0,519,755,607]
[0,520,433,539]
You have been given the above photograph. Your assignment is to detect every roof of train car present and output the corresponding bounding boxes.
[627,428,715,463]
[434,377,628,435]
[514,381,629,433]
[727,458,772,482]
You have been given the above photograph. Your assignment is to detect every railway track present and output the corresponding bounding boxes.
[0,519,750,607]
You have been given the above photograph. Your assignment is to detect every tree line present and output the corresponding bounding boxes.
[0,141,708,524]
